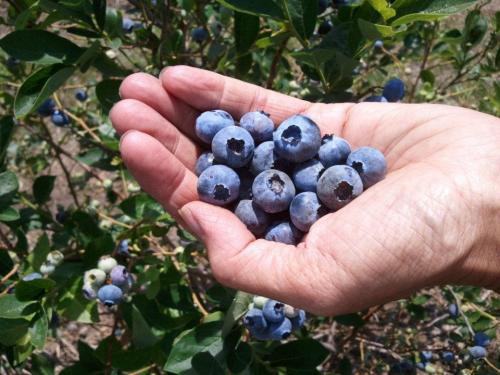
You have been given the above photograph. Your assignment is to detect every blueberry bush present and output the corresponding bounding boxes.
[0,0,499,373]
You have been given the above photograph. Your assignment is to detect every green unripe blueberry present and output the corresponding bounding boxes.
[253,296,269,309]
[40,262,55,275]
[97,256,118,273]
[84,268,107,287]
[46,250,64,266]
[284,304,300,318]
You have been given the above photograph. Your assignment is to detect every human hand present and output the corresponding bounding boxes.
[110,66,500,315]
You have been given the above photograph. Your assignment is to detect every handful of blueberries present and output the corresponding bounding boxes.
[195,109,387,243]
[194,109,387,339]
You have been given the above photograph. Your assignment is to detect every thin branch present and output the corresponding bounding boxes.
[0,264,19,287]
[447,286,475,337]
[408,23,436,102]
[0,227,14,251]
[266,37,289,89]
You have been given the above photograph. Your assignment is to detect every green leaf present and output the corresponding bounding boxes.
[15,278,56,301]
[222,291,253,338]
[31,352,55,375]
[367,0,396,21]
[334,313,365,327]
[14,64,75,118]
[268,339,329,370]
[357,19,394,39]
[0,30,82,65]
[95,79,121,114]
[30,233,51,272]
[0,116,15,171]
[0,295,36,319]
[0,171,18,210]
[234,12,260,55]
[281,0,317,42]
[0,207,20,222]
[120,193,164,220]
[391,0,476,26]
[216,0,284,19]
[165,321,224,373]
[33,175,56,205]
[227,342,252,373]
[0,318,30,346]
[192,352,225,375]
[132,304,159,349]
[93,0,107,30]
[462,10,487,49]
[30,309,49,349]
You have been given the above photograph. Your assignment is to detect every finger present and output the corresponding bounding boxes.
[120,130,198,217]
[160,65,313,125]
[119,72,199,140]
[110,99,200,170]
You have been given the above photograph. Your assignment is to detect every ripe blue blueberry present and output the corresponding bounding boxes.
[292,159,324,192]
[346,147,387,189]
[363,95,388,103]
[243,308,268,333]
[290,309,306,331]
[468,346,487,359]
[37,98,56,117]
[250,141,291,176]
[290,192,327,232]
[252,170,296,213]
[118,239,129,256]
[195,110,234,143]
[420,351,432,363]
[474,332,490,347]
[318,134,351,167]
[83,284,97,300]
[75,89,88,102]
[197,165,240,206]
[211,126,255,168]
[383,78,405,102]
[265,220,302,245]
[51,110,70,127]
[55,209,68,223]
[234,200,270,235]
[240,111,274,144]
[273,115,321,163]
[262,300,285,323]
[22,272,42,281]
[97,284,123,306]
[448,303,459,318]
[192,27,209,43]
[110,265,129,287]
[441,351,454,363]
[122,18,135,33]
[318,20,333,35]
[268,318,293,340]
[195,152,216,176]
[317,165,363,210]
[318,0,329,14]
[374,40,384,49]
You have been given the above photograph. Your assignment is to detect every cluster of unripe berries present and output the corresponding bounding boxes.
[82,254,133,307]
[36,89,87,126]
[22,250,64,281]
[243,296,306,341]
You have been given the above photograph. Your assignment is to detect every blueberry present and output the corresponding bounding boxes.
[448,303,459,318]
[110,265,129,287]
[265,220,302,245]
[22,272,42,281]
[383,78,405,102]
[234,200,270,235]
[441,351,454,363]
[46,250,64,266]
[195,110,235,144]
[237,168,254,200]
[37,99,56,116]
[195,152,216,176]
[290,192,327,232]
[273,115,321,163]
[318,20,332,35]
[468,345,487,359]
[82,283,97,300]
[97,284,123,306]
[197,165,240,206]
[346,147,387,189]
[363,95,388,103]
[51,110,70,127]
[317,165,363,210]
[40,262,55,275]
[75,89,88,102]
[252,170,296,213]
[474,332,491,347]
[332,0,351,8]
[292,159,324,192]
[416,362,425,371]
[212,126,255,168]
[250,141,291,176]
[374,40,384,49]
[55,209,68,223]
[318,134,351,167]
[243,308,268,333]
[118,239,129,256]
[192,27,209,43]
[84,268,107,287]
[253,296,269,309]
[290,309,306,331]
[268,318,293,340]
[420,351,432,363]
[262,300,285,323]
[247,325,271,340]
[122,18,135,33]
[240,111,274,144]
[97,256,118,274]
[318,0,329,13]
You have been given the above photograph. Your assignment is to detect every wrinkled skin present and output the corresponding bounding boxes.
[110,66,500,316]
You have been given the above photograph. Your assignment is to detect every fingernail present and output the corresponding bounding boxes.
[119,130,135,149]
[178,205,202,236]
